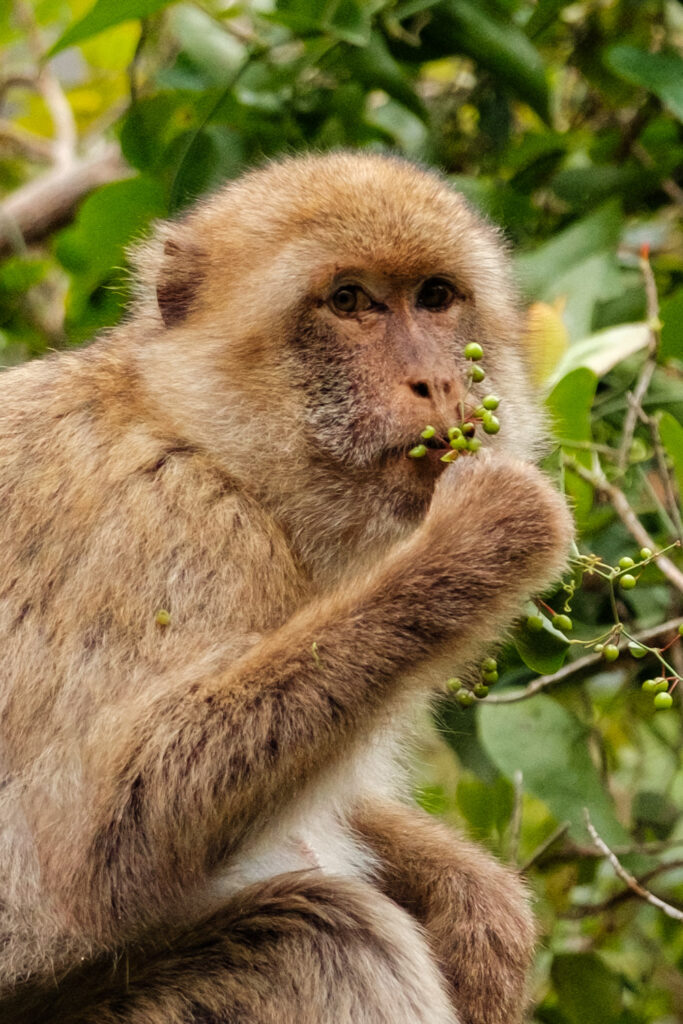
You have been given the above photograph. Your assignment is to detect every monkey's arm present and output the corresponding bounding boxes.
[352,799,535,1024]
[49,457,570,946]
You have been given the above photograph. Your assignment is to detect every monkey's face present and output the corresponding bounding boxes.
[287,262,532,511]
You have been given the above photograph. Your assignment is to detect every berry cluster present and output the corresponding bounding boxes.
[408,344,500,462]
[527,546,681,711]
[446,656,499,707]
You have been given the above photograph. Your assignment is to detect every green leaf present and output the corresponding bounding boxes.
[546,366,597,442]
[515,607,570,675]
[479,696,627,843]
[606,45,683,121]
[551,953,622,1024]
[420,0,551,121]
[658,411,683,502]
[516,201,622,301]
[546,366,597,521]
[49,0,176,55]
[660,288,683,363]
[342,31,426,119]
[548,323,650,386]
[456,775,514,836]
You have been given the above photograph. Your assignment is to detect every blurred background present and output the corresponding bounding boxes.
[1,1,682,1020]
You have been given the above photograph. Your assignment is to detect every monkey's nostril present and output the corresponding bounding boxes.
[410,381,431,400]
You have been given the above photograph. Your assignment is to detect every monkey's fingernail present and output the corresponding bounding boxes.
[408,445,428,458]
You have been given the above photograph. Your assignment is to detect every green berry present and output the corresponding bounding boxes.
[654,692,673,710]
[527,614,544,632]
[619,574,637,590]
[678,623,683,636]
[446,677,463,693]
[481,657,497,673]
[408,444,427,459]
[652,677,669,693]
[155,609,171,626]
[468,365,486,383]
[461,422,476,437]
[482,671,499,685]
[464,342,483,360]
[448,426,462,440]
[618,556,635,569]
[482,413,500,435]
[603,644,620,662]
[552,613,573,632]
[450,435,468,450]
[421,425,436,440]
[466,438,482,452]
[455,689,476,707]
[628,642,648,659]
[474,405,486,419]
[473,683,489,699]
[641,678,658,693]
[639,547,653,560]
[440,450,458,463]
[482,394,500,410]
[594,643,604,653]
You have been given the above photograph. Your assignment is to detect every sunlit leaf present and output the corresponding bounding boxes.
[49,0,176,55]
[548,323,650,385]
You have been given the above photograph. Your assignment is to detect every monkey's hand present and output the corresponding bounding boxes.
[415,452,574,623]
[353,799,535,1024]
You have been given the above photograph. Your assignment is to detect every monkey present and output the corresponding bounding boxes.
[0,151,573,1024]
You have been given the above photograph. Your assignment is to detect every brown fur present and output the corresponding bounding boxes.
[0,152,573,1023]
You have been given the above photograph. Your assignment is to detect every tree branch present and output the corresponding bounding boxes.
[583,809,683,922]
[0,144,131,257]
[564,455,683,592]
[484,617,683,704]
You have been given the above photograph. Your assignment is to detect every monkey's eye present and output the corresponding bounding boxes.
[417,278,459,311]
[330,286,373,316]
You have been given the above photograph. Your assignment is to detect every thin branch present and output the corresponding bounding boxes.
[583,809,683,922]
[562,858,683,918]
[13,0,78,168]
[617,249,660,471]
[507,769,524,864]
[565,455,683,592]
[484,617,683,704]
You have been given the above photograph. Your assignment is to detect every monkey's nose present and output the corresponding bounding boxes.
[407,378,455,401]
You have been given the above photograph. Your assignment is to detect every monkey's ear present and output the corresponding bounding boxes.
[155,237,206,328]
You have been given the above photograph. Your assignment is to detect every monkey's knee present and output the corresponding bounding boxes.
[435,857,536,1024]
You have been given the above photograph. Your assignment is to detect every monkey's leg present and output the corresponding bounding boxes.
[353,800,535,1024]
[2,874,458,1024]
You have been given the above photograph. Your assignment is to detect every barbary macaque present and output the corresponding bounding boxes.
[0,151,573,1024]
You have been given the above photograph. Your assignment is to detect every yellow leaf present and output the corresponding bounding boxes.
[523,299,570,386]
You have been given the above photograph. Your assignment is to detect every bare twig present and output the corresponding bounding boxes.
[562,858,683,918]
[565,455,683,592]
[617,249,660,471]
[583,809,683,922]
[484,617,683,704]
[507,769,524,864]
[13,0,77,168]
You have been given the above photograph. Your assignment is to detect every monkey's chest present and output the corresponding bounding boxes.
[210,735,404,901]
